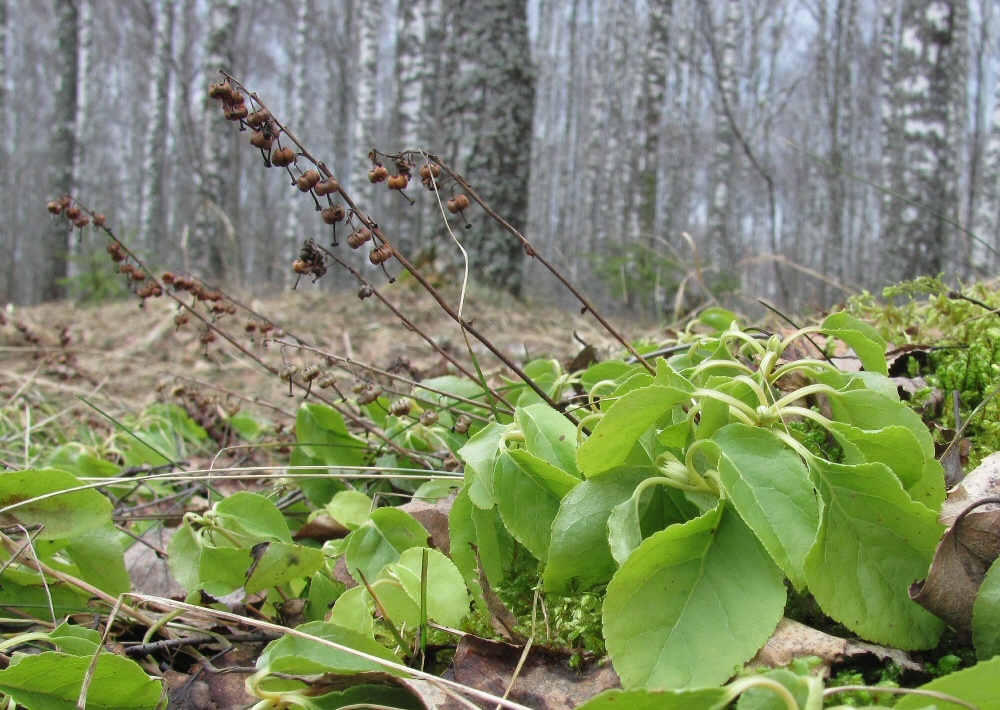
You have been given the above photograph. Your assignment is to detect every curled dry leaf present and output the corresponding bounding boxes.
[911,452,1000,639]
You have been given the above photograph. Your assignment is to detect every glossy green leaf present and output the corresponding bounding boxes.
[256,621,401,676]
[458,422,509,508]
[706,424,819,589]
[411,478,461,501]
[305,571,344,623]
[328,586,376,638]
[828,422,926,491]
[581,360,642,393]
[576,687,730,710]
[45,622,102,656]
[699,308,740,332]
[894,655,1000,710]
[326,490,374,530]
[973,557,1000,660]
[494,448,579,561]
[0,651,162,709]
[390,547,471,627]
[166,523,250,593]
[545,467,657,593]
[64,528,130,597]
[471,502,520,588]
[0,566,91,618]
[517,403,580,476]
[344,508,429,584]
[823,388,934,458]
[290,447,348,507]
[821,312,888,375]
[607,494,644,566]
[296,404,369,464]
[369,578,422,629]
[214,491,292,543]
[804,459,945,649]
[43,444,121,478]
[578,386,691,476]
[0,469,113,541]
[604,503,786,689]
[245,541,326,594]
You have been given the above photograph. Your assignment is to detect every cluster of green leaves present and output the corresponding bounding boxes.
[451,308,966,693]
[849,276,1000,466]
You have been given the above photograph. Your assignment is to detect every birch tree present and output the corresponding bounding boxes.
[0,0,8,297]
[190,0,239,279]
[444,0,535,295]
[138,0,174,258]
[42,0,78,300]
[881,0,969,281]
[281,0,308,285]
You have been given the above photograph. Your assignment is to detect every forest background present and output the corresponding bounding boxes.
[2,0,998,314]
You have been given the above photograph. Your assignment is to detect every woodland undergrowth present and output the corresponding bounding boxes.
[0,71,998,710]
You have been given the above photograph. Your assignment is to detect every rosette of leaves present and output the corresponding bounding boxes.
[451,311,949,690]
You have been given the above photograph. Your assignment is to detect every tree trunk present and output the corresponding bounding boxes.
[282,0,308,286]
[444,0,535,296]
[138,0,174,259]
[706,0,739,273]
[190,0,239,280]
[42,0,79,301]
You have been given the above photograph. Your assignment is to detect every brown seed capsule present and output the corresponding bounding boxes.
[419,410,440,426]
[321,205,346,224]
[301,169,321,187]
[419,164,441,180]
[174,314,189,327]
[47,201,63,215]
[351,380,368,395]
[390,398,413,417]
[347,227,372,249]
[250,130,273,150]
[208,81,232,101]
[369,243,393,265]
[130,270,146,281]
[317,373,338,389]
[245,108,272,128]
[302,364,321,382]
[225,104,249,121]
[387,174,409,191]
[279,364,299,381]
[314,177,340,196]
[368,165,388,183]
[271,146,295,167]
[92,213,107,227]
[65,205,82,220]
[357,284,373,299]
[448,194,470,213]
[358,382,383,405]
[73,215,90,229]
[292,259,310,274]
[453,413,473,434]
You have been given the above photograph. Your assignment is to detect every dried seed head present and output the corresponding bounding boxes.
[73,215,90,229]
[368,243,392,265]
[278,364,299,381]
[317,373,338,389]
[351,379,368,394]
[419,410,440,426]
[419,164,441,180]
[387,174,409,191]
[448,194,470,213]
[245,108,272,128]
[321,205,346,224]
[250,130,273,150]
[174,314,189,327]
[347,228,372,249]
[47,201,63,215]
[301,169,321,188]
[357,284,374,299]
[368,165,388,183]
[453,413,473,434]
[358,382,383,405]
[271,146,295,167]
[225,104,249,121]
[302,364,321,382]
[293,259,311,274]
[208,81,232,101]
[65,205,82,220]
[389,398,413,417]
[314,177,341,196]
[92,213,107,228]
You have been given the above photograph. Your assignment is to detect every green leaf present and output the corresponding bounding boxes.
[804,459,945,649]
[821,312,888,375]
[471,502,520,588]
[290,447,348,507]
[823,388,935,459]
[736,669,821,710]
[390,547,471,628]
[828,422,930,492]
[214,491,292,544]
[894,655,1000,710]
[699,308,740,332]
[43,444,121,478]
[256,621,401,676]
[517,403,581,476]
[0,469,114,541]
[328,586,376,638]
[305,571,344,623]
[0,566,91,618]
[706,424,819,589]
[576,687,731,710]
[295,683,425,709]
[46,622,102,656]
[604,503,786,689]
[973,557,1000,660]
[608,495,644,566]
[581,361,642,393]
[494,448,580,561]
[296,404,369,463]
[545,467,658,593]
[578,386,691,476]
[166,523,250,594]
[0,651,162,709]
[326,490,374,530]
[344,508,429,584]
[368,578,422,629]
[245,541,326,594]
[458,422,509,509]
[64,528,130,597]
